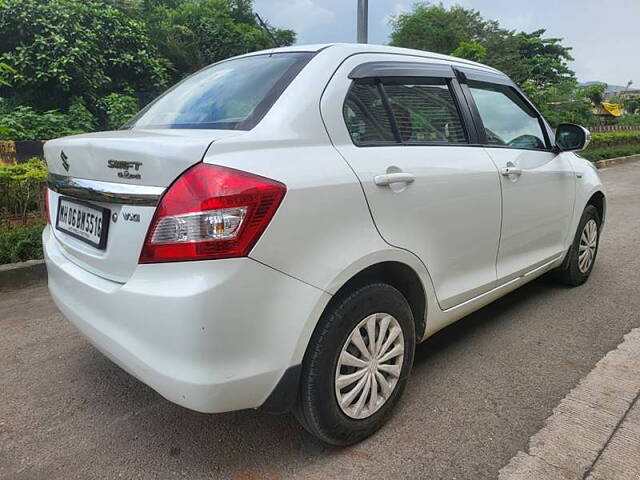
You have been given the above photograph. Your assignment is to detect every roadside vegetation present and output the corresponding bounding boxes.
[0,0,295,139]
[0,158,46,264]
[582,132,640,161]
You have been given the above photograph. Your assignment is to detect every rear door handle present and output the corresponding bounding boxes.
[501,166,522,176]
[374,172,416,186]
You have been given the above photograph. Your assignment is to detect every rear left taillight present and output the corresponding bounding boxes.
[139,163,286,264]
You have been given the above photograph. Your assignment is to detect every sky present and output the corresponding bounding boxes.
[253,0,640,87]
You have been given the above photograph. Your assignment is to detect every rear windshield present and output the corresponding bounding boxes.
[126,52,314,131]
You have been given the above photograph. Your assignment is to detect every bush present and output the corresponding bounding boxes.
[0,0,169,111]
[0,223,44,264]
[589,131,640,149]
[0,105,90,140]
[67,98,97,132]
[96,93,139,130]
[581,130,640,162]
[581,146,640,162]
[0,157,47,224]
[617,113,640,126]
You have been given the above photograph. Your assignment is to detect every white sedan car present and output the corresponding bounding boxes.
[43,43,606,445]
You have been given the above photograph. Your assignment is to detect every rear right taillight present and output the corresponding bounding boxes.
[139,163,286,264]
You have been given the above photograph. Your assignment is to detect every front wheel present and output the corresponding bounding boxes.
[554,204,601,286]
[295,283,415,445]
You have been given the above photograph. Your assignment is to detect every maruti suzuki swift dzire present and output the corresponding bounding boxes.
[44,43,606,445]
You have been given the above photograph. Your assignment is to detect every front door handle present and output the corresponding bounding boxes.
[501,166,522,176]
[374,172,416,186]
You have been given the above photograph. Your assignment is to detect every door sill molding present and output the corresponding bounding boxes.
[442,255,562,313]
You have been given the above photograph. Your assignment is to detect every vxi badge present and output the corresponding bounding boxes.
[107,160,143,180]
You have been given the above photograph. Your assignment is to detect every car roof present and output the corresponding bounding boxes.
[243,43,503,76]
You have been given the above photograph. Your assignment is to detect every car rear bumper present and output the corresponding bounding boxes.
[43,226,329,413]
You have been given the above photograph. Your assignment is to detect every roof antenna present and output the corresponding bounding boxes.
[255,13,281,48]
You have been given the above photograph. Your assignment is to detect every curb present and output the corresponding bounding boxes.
[594,154,640,169]
[498,327,640,480]
[0,259,46,290]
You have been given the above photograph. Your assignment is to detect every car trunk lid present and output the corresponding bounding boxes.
[45,129,245,283]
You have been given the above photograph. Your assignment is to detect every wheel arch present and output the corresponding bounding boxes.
[587,190,606,227]
[325,261,427,341]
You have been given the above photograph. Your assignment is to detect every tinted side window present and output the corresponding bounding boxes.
[468,82,547,150]
[383,80,467,144]
[343,83,395,144]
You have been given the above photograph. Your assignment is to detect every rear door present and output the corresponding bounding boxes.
[321,55,502,310]
[458,70,575,281]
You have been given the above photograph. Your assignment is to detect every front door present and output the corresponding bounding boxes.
[465,80,575,281]
[320,55,502,310]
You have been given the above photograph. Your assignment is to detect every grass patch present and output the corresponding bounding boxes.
[0,223,44,264]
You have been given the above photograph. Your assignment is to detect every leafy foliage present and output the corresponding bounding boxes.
[580,145,640,162]
[390,3,574,88]
[96,93,139,130]
[0,106,86,140]
[514,30,574,90]
[390,4,488,55]
[582,83,607,105]
[142,0,296,80]
[590,131,640,149]
[0,0,295,136]
[0,158,47,225]
[389,2,589,126]
[0,61,14,86]
[581,130,640,162]
[0,0,169,110]
[451,41,487,62]
[617,113,640,125]
[0,223,44,264]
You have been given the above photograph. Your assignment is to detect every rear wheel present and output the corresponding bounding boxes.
[295,283,415,445]
[554,205,601,286]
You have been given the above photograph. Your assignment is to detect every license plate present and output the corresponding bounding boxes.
[56,197,110,249]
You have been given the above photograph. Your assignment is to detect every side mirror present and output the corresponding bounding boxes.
[555,123,591,152]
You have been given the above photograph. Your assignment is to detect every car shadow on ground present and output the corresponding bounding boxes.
[412,273,563,367]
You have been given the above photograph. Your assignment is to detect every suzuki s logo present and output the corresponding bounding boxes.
[61,150,70,171]
[107,160,143,180]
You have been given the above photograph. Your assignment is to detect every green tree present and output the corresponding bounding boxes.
[624,96,640,114]
[390,3,574,89]
[0,0,169,110]
[581,83,607,105]
[97,93,139,129]
[451,41,487,62]
[139,0,296,80]
[389,2,588,126]
[514,29,575,90]
[389,3,486,55]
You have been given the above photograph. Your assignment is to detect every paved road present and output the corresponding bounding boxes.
[2,162,640,480]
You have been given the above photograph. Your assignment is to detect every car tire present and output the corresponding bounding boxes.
[554,204,601,286]
[294,283,415,445]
